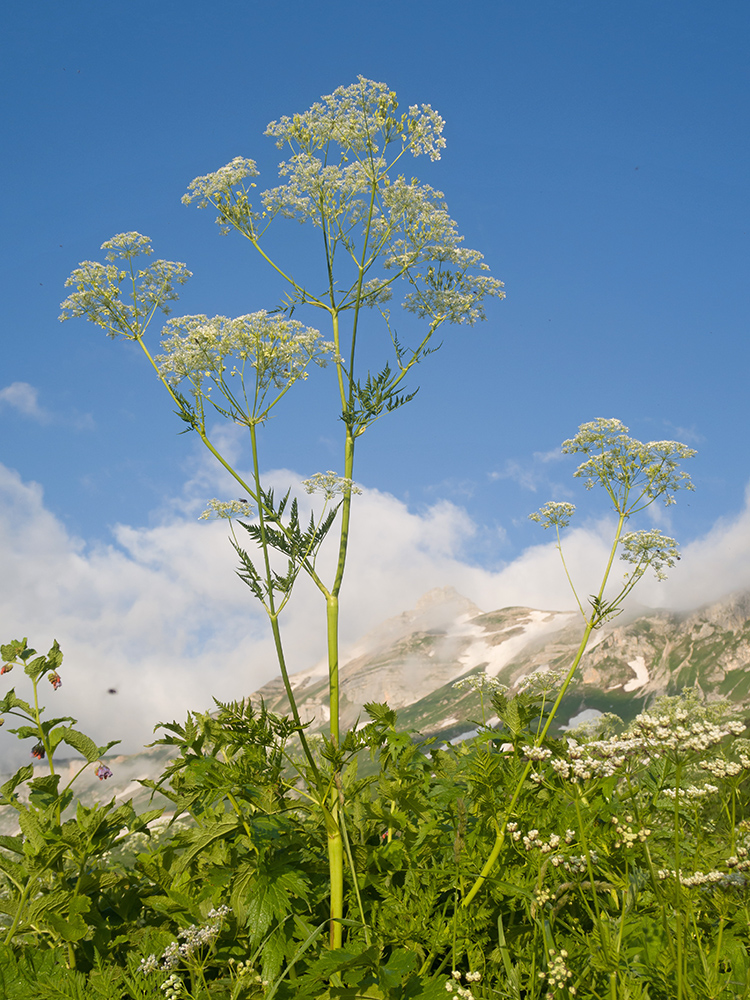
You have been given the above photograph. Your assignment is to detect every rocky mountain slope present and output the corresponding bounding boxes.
[3,586,750,831]
[251,586,750,742]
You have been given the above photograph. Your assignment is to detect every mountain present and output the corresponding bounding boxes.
[249,586,750,741]
[3,587,750,832]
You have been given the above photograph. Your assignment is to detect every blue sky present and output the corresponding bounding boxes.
[1,1,749,762]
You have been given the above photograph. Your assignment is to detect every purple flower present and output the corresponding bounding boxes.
[96,764,113,781]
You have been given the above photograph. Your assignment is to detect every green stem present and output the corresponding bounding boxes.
[3,879,34,946]
[462,514,628,908]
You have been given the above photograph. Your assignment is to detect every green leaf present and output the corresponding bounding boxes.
[24,655,49,683]
[57,726,99,762]
[45,895,91,943]
[378,948,416,990]
[28,773,61,811]
[1,765,34,803]
[172,816,239,873]
[18,807,47,854]
[0,851,29,885]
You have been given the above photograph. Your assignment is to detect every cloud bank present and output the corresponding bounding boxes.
[2,460,750,769]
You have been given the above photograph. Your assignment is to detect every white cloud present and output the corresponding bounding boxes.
[0,382,49,422]
[2,459,750,770]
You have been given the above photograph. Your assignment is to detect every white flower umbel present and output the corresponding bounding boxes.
[199,498,255,521]
[302,471,363,500]
[60,233,192,340]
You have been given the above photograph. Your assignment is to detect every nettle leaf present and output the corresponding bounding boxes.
[0,851,28,885]
[0,688,34,715]
[7,725,41,741]
[58,727,99,762]
[18,808,47,854]
[23,655,49,684]
[28,774,61,811]
[45,895,91,943]
[0,766,34,803]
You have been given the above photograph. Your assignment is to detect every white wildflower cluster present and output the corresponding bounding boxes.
[160,973,186,999]
[611,815,651,849]
[561,418,695,508]
[550,854,593,874]
[619,529,681,582]
[538,949,576,996]
[182,156,260,209]
[699,754,750,778]
[528,502,576,531]
[517,667,570,697]
[548,705,745,784]
[199,498,254,521]
[228,958,268,988]
[156,313,332,422]
[139,906,231,974]
[265,77,445,161]
[522,746,554,762]
[262,155,373,227]
[359,277,394,307]
[657,868,750,888]
[59,233,192,339]
[301,471,363,500]
[660,784,719,800]
[453,673,507,695]
[507,823,575,856]
[445,970,482,1000]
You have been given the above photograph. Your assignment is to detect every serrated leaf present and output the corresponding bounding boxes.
[59,727,99,762]
[18,808,46,854]
[0,851,28,884]
[1,766,34,802]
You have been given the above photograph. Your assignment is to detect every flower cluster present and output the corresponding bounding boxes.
[657,868,750,888]
[660,784,718,800]
[507,823,575,854]
[517,666,570,697]
[453,673,507,695]
[265,76,446,161]
[445,970,482,1000]
[156,313,331,422]
[301,471,363,500]
[95,764,113,781]
[699,754,750,777]
[548,702,746,784]
[538,949,575,995]
[47,671,62,690]
[529,501,576,531]
[619,529,680,582]
[60,234,192,339]
[159,974,186,999]
[199,498,255,521]
[139,906,231,973]
[561,418,695,510]
[611,815,651,849]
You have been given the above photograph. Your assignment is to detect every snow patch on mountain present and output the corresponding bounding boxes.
[459,610,577,678]
[624,655,650,692]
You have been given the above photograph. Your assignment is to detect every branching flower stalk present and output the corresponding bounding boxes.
[60,77,504,950]
[462,418,695,908]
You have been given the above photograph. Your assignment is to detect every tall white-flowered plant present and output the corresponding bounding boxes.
[60,77,504,951]
[463,417,695,908]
